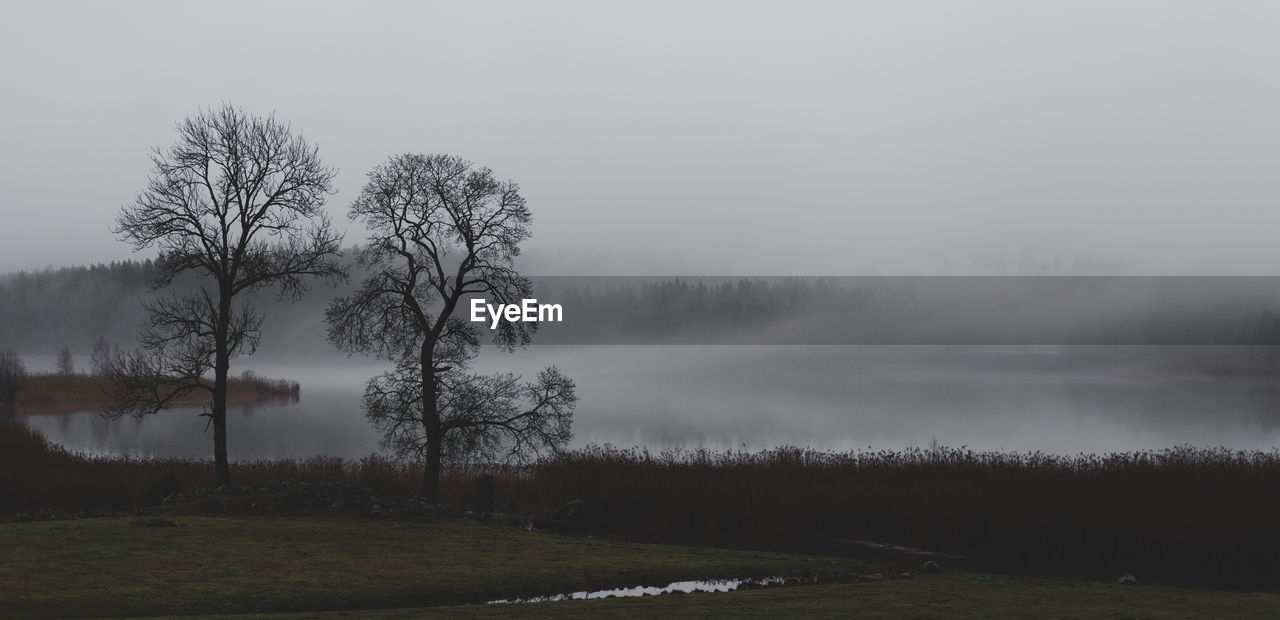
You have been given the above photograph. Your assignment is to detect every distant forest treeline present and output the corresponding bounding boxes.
[539,276,1280,347]
[0,259,335,356]
[6,260,1280,355]
[0,261,155,352]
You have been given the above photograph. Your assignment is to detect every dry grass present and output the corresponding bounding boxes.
[4,423,1280,589]
[515,445,1280,589]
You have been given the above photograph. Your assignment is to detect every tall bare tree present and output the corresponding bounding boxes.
[326,154,576,501]
[0,349,26,420]
[111,104,345,486]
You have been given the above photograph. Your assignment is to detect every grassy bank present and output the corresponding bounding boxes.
[2,514,1278,619]
[520,445,1280,590]
[0,515,863,618]
[201,574,1280,619]
[5,422,1280,590]
[0,422,425,511]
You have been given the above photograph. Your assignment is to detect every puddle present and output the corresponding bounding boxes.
[488,576,799,604]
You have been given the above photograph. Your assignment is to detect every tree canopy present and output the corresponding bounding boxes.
[327,153,575,500]
[109,104,345,485]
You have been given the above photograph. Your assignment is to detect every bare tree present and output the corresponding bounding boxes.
[0,349,27,420]
[326,154,576,501]
[110,104,345,486]
[56,347,74,376]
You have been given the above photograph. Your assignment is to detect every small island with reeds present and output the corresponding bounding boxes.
[11,370,299,416]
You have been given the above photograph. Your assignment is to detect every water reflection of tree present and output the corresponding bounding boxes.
[89,410,112,445]
[1249,383,1280,432]
[238,391,299,418]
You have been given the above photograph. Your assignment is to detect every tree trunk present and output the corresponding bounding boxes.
[422,431,442,502]
[420,352,441,502]
[212,356,231,487]
[213,291,232,488]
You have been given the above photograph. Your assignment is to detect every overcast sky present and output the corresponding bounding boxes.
[2,1,1278,275]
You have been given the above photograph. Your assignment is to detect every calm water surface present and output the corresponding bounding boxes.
[20,346,1280,459]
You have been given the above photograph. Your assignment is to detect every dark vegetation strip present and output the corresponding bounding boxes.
[3,422,1278,590]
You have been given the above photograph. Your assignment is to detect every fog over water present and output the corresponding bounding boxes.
[22,346,1280,460]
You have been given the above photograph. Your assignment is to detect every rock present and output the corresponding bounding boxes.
[921,560,942,573]
[1117,572,1138,585]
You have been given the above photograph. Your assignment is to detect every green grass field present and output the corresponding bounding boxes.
[0,515,860,618]
[218,575,1280,619]
[1,514,1276,619]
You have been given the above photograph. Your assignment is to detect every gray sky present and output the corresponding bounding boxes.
[2,0,1278,275]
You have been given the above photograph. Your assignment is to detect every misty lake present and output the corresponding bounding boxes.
[19,346,1280,460]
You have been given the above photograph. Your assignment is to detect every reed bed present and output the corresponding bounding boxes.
[4,422,1277,589]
